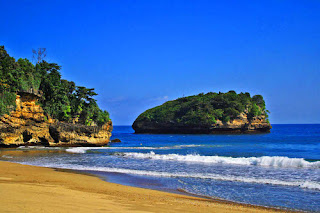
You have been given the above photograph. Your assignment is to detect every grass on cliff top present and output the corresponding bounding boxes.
[135,91,269,127]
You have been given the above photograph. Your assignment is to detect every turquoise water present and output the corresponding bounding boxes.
[3,124,320,212]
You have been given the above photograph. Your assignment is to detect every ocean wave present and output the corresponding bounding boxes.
[118,152,320,169]
[1,155,13,159]
[66,147,105,153]
[25,163,320,190]
[65,145,203,153]
[17,146,62,150]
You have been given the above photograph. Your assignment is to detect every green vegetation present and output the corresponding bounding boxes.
[135,91,269,127]
[0,46,110,126]
[0,91,16,116]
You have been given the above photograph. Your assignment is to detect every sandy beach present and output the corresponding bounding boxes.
[0,160,288,213]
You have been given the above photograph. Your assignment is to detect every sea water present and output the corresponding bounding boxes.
[2,124,320,212]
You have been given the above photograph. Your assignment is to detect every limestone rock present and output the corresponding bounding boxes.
[0,92,112,147]
[48,121,112,147]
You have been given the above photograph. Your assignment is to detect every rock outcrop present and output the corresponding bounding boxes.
[0,92,112,147]
[49,122,112,147]
[110,138,121,143]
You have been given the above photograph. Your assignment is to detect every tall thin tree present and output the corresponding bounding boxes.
[32,48,47,64]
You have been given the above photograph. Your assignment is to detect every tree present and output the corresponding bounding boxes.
[32,48,47,64]
[252,95,265,109]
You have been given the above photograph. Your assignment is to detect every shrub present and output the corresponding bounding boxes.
[0,91,16,116]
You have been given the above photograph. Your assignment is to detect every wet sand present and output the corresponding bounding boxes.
[0,161,287,212]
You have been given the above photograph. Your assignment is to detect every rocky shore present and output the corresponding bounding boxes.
[0,92,112,147]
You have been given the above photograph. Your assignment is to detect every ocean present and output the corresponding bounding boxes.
[1,124,320,212]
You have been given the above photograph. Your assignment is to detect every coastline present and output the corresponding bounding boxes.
[0,160,291,213]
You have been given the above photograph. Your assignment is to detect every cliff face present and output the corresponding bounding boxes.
[133,112,271,134]
[49,122,112,147]
[0,92,112,147]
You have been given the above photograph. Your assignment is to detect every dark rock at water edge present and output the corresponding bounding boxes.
[111,138,121,143]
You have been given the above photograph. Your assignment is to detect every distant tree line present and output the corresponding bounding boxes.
[0,46,110,126]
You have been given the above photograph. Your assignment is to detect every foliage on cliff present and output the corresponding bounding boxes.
[134,91,269,127]
[0,46,110,126]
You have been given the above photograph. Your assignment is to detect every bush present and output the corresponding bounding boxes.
[0,91,16,116]
[248,103,260,120]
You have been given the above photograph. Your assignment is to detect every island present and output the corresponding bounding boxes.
[132,91,271,134]
[0,46,112,147]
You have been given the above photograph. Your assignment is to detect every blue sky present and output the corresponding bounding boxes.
[1,0,319,125]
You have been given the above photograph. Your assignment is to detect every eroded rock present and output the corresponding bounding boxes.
[0,92,112,147]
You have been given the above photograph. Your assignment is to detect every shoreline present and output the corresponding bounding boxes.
[0,160,293,212]
[65,170,299,213]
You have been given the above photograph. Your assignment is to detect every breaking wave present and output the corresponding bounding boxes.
[17,146,62,150]
[118,152,320,169]
[65,145,203,153]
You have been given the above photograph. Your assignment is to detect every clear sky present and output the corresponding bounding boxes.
[1,0,319,125]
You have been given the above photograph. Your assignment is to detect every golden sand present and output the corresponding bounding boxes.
[0,161,286,213]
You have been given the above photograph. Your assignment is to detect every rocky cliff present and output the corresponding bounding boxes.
[0,92,112,147]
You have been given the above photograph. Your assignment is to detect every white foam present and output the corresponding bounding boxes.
[27,163,320,190]
[65,145,203,153]
[1,155,13,159]
[119,152,320,169]
[65,147,99,153]
[17,146,62,150]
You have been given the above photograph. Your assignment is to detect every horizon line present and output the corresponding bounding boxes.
[112,123,320,126]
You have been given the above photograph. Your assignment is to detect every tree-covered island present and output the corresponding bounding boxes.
[133,91,271,134]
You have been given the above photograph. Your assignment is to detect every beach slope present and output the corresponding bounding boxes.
[0,161,283,213]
